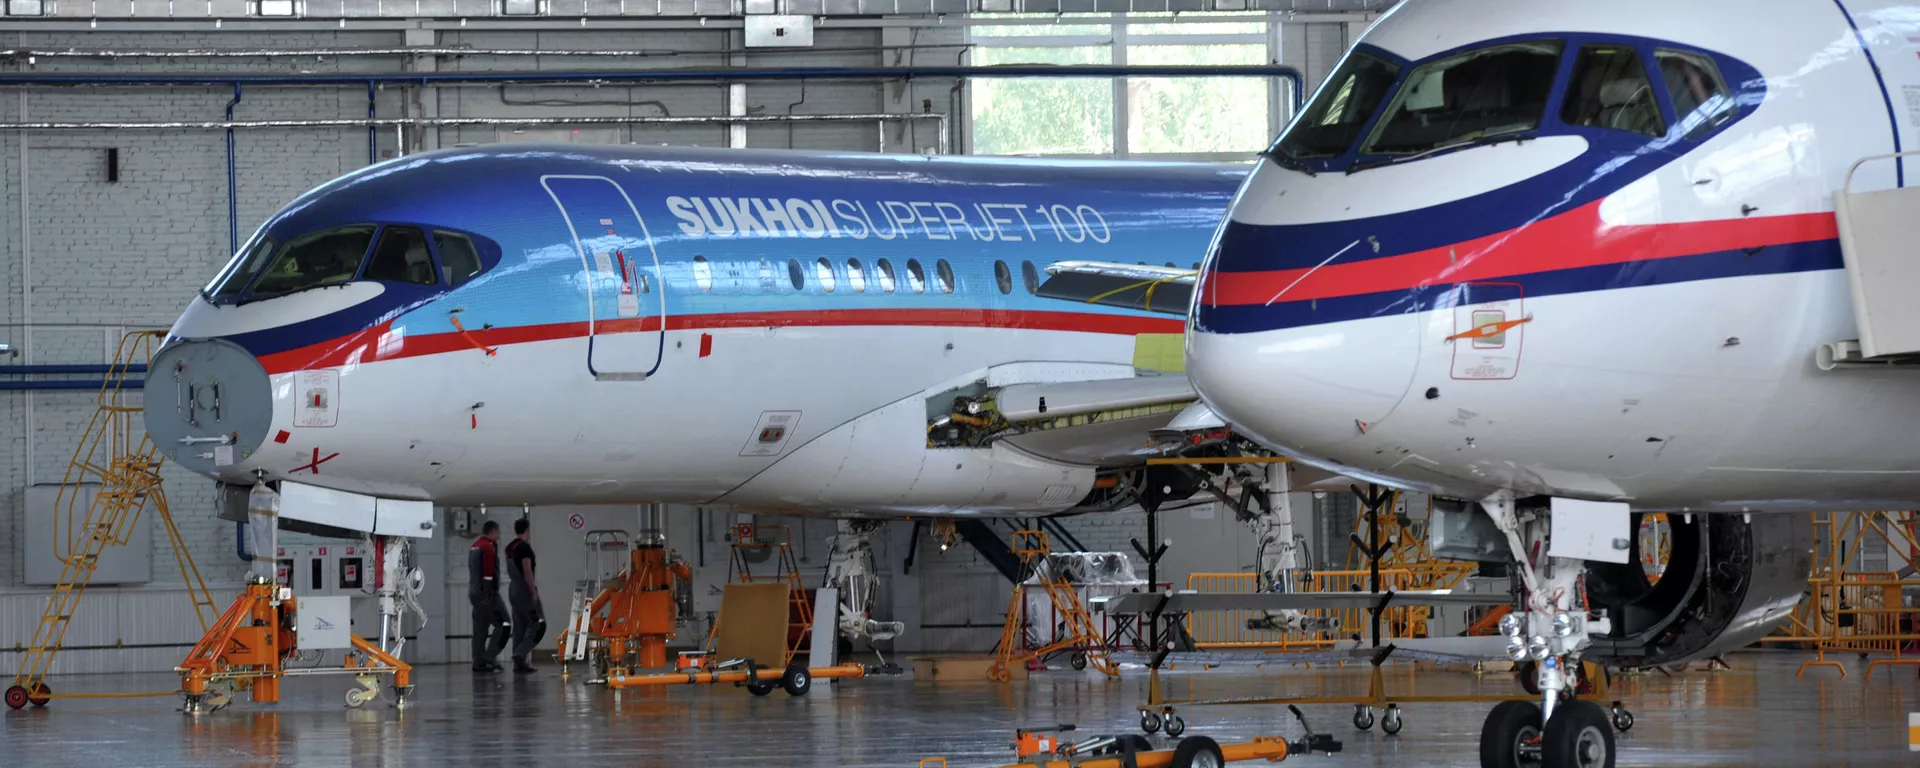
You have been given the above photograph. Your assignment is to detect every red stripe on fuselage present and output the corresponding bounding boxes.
[1202,203,1839,307]
[255,308,1185,375]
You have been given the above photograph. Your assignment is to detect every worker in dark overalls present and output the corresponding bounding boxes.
[505,518,545,674]
[468,520,509,672]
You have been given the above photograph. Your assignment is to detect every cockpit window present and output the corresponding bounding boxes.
[434,231,484,286]
[361,226,437,286]
[1562,45,1664,137]
[248,225,376,297]
[207,236,277,300]
[1273,51,1400,159]
[1361,41,1563,155]
[1656,49,1734,139]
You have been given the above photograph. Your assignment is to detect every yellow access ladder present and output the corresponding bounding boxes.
[5,331,219,710]
[988,530,1118,682]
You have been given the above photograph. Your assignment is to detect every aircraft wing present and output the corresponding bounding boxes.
[967,372,1203,467]
[1036,261,1195,316]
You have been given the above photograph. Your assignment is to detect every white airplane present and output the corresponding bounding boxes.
[136,145,1255,655]
[1131,0,1920,765]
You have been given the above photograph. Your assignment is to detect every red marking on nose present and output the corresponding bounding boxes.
[291,447,339,474]
[273,430,291,444]
[471,414,478,429]
[699,332,713,358]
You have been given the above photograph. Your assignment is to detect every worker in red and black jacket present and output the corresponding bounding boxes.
[468,521,510,672]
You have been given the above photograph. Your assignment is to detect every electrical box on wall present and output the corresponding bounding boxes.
[25,484,152,585]
[745,15,814,48]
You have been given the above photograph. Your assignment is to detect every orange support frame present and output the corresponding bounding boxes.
[558,545,692,672]
[177,580,412,711]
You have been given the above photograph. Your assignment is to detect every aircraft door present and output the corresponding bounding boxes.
[541,174,666,381]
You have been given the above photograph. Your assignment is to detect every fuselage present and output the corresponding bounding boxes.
[1190,0,1920,511]
[149,145,1240,512]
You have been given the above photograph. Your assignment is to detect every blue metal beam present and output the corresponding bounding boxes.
[0,380,144,390]
[0,364,149,375]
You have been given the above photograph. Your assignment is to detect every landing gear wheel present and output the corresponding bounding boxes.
[1545,701,1615,768]
[1478,700,1543,768]
[781,665,812,697]
[1069,651,1089,671]
[1171,735,1224,768]
[27,683,50,707]
[1164,713,1187,738]
[1140,710,1163,734]
[1382,705,1404,736]
[5,685,29,710]
[746,680,776,697]
[1609,704,1633,732]
[1353,705,1375,731]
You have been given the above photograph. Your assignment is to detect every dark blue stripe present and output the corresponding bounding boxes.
[1195,239,1844,334]
[1831,0,1904,187]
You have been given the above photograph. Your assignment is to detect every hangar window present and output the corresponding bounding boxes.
[1022,261,1041,294]
[362,226,437,286]
[1561,46,1663,137]
[847,258,868,293]
[906,259,928,293]
[876,259,898,293]
[787,258,805,291]
[935,259,957,293]
[693,256,714,293]
[207,236,278,300]
[1657,49,1734,140]
[1361,41,1564,156]
[1273,52,1400,159]
[433,231,484,286]
[994,261,1014,294]
[248,225,376,298]
[815,257,837,293]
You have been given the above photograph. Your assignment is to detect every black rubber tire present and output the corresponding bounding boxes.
[1164,714,1186,738]
[1479,700,1543,768]
[781,665,812,697]
[5,685,29,710]
[1544,701,1615,768]
[1353,707,1375,731]
[1171,736,1224,768]
[1069,652,1089,671]
[746,680,775,697]
[1140,711,1162,734]
[27,683,50,707]
[1382,706,1403,736]
[1611,708,1634,732]
[1516,662,1542,696]
[1115,735,1153,754]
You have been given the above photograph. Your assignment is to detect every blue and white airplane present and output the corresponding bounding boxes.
[144,145,1240,518]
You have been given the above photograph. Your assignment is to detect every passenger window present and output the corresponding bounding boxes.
[1657,49,1734,139]
[876,259,898,293]
[935,259,956,294]
[847,258,867,293]
[1561,46,1663,137]
[249,225,376,296]
[905,259,928,294]
[815,258,837,293]
[433,231,483,286]
[787,258,805,291]
[362,226,437,286]
[1363,41,1563,155]
[208,236,278,300]
[692,256,714,293]
[1022,261,1041,294]
[993,261,1013,294]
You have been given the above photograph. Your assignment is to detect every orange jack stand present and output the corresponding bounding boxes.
[177,579,412,714]
[558,544,692,677]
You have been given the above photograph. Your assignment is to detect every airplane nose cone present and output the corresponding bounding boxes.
[144,338,275,478]
[1187,313,1423,455]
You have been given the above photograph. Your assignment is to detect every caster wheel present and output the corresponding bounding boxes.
[1479,700,1543,768]
[1353,705,1375,731]
[27,683,51,707]
[781,665,812,697]
[1069,652,1089,671]
[1140,710,1163,734]
[1164,713,1187,738]
[1382,705,1403,736]
[1171,735,1224,768]
[989,667,1012,683]
[1545,700,1616,768]
[5,685,29,710]
[344,688,374,709]
[746,679,776,696]
[1610,707,1634,732]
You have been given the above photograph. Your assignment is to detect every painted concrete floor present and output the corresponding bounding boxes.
[2,652,1912,767]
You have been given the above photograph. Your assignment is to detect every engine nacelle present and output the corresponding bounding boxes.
[1584,512,1811,668]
